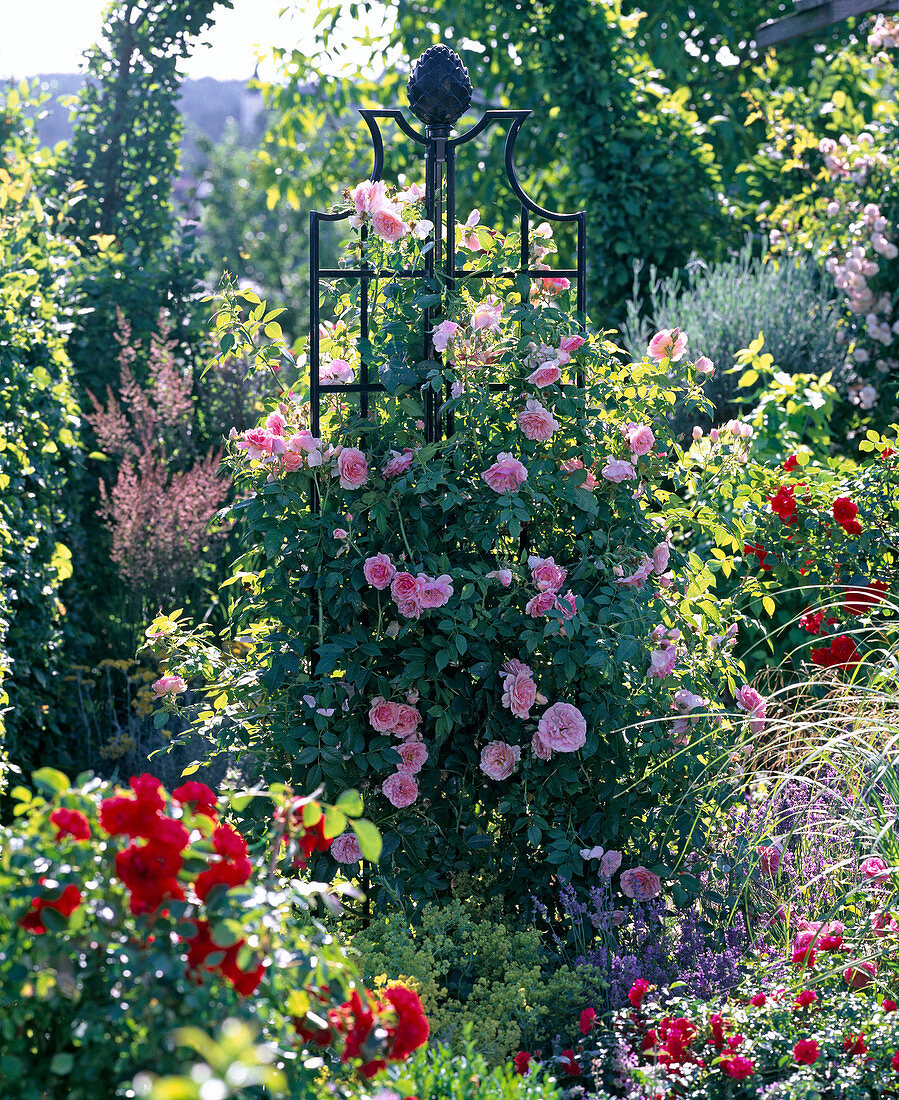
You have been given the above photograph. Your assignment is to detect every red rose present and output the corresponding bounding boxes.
[560,1049,581,1076]
[513,1051,532,1076]
[893,1051,899,1072]
[783,454,799,471]
[173,781,218,819]
[628,979,650,1009]
[749,992,767,1007]
[842,519,863,535]
[50,807,91,842]
[194,856,252,901]
[793,990,818,1009]
[383,984,429,1060]
[722,1055,754,1079]
[220,941,266,997]
[794,1038,819,1064]
[18,883,83,934]
[832,497,859,525]
[884,1000,898,1013]
[212,822,248,860]
[843,1033,868,1055]
[769,485,798,524]
[579,1007,597,1033]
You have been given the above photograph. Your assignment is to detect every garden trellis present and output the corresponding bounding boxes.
[308,43,587,445]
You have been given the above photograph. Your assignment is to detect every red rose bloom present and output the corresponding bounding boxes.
[744,542,773,571]
[579,1007,597,1034]
[220,941,266,997]
[884,1000,898,1013]
[709,1013,726,1050]
[173,781,218,819]
[794,1038,819,1064]
[844,581,889,614]
[194,856,253,902]
[783,454,799,472]
[99,794,160,838]
[18,883,83,934]
[628,979,650,1009]
[769,485,798,524]
[50,807,91,842]
[560,1049,581,1076]
[843,1033,868,1055]
[800,611,824,634]
[212,822,248,860]
[513,1051,532,1076]
[794,990,818,1009]
[893,1051,899,1072]
[842,519,863,535]
[130,773,166,811]
[832,497,859,525]
[749,992,767,1007]
[722,1055,754,1079]
[383,984,429,1060]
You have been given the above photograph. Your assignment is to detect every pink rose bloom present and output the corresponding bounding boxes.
[382,448,414,478]
[652,541,670,574]
[396,597,422,619]
[756,846,781,877]
[735,684,767,733]
[487,568,513,586]
[482,453,528,494]
[541,273,571,294]
[620,867,662,901]
[791,930,817,967]
[695,355,714,374]
[600,850,622,878]
[152,674,187,698]
[623,422,655,456]
[283,451,304,473]
[870,911,899,937]
[501,670,538,719]
[562,457,597,490]
[369,696,401,733]
[525,592,556,618]
[432,320,460,353]
[559,334,586,355]
[601,456,637,483]
[537,702,587,753]
[371,201,409,243]
[518,399,559,441]
[843,959,877,989]
[530,556,567,594]
[615,556,654,588]
[287,429,321,455]
[479,741,521,780]
[331,832,363,864]
[392,703,422,740]
[556,590,577,620]
[861,856,891,884]
[471,296,503,332]
[397,741,428,774]
[237,427,279,461]
[333,528,348,539]
[527,363,562,388]
[265,411,286,435]
[382,770,419,808]
[418,574,454,609]
[351,179,387,215]
[391,571,422,603]
[648,642,677,680]
[531,730,553,760]
[647,328,688,362]
[336,447,369,489]
[320,358,354,384]
[364,553,396,590]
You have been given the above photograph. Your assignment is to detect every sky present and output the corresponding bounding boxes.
[0,0,384,83]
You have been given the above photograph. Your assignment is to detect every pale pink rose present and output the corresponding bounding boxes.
[287,429,322,455]
[620,867,662,901]
[735,684,767,732]
[450,380,464,399]
[556,590,577,620]
[647,328,687,362]
[756,846,781,877]
[391,571,422,603]
[652,541,670,574]
[371,202,409,243]
[648,642,677,680]
[432,320,460,353]
[843,959,877,989]
[382,771,419,807]
[382,448,414,478]
[695,356,714,375]
[364,553,396,590]
[333,528,348,539]
[530,556,567,594]
[537,702,587,753]
[559,334,586,355]
[482,453,528,493]
[541,273,570,294]
[336,447,369,489]
[392,703,422,740]
[527,363,562,388]
[600,850,622,878]
[152,674,187,697]
[615,557,654,588]
[861,856,891,884]
[601,457,637,483]
[471,296,503,332]
[396,597,422,620]
[237,427,278,461]
[369,697,401,733]
[580,845,605,861]
[622,422,655,456]
[562,457,597,490]
[351,179,387,215]
[396,741,428,774]
[501,670,538,719]
[265,411,286,435]
[531,730,553,760]
[518,399,559,441]
[321,358,354,384]
[479,741,521,780]
[418,574,454,609]
[487,568,513,586]
[331,832,363,864]
[283,451,304,473]
[525,592,555,617]
[502,658,532,678]
[673,689,706,717]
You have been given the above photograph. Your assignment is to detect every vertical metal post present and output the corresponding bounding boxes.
[309,211,321,443]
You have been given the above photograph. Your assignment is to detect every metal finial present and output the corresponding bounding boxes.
[406,44,473,129]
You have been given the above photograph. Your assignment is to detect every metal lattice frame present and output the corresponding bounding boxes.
[308,44,587,445]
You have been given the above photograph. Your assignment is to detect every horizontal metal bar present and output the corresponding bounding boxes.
[317,383,386,393]
[318,267,581,280]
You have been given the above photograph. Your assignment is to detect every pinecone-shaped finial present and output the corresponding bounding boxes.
[406,44,472,128]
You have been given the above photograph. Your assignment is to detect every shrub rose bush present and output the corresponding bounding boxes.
[0,767,428,1096]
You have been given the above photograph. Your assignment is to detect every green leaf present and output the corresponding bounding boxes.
[32,767,69,796]
[350,818,382,862]
[50,1054,74,1076]
[335,789,364,816]
[323,806,347,838]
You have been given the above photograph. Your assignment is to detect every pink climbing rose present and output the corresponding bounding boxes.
[336,447,369,489]
[471,296,503,332]
[622,422,655,456]
[530,556,567,594]
[501,669,539,719]
[331,833,363,864]
[482,453,528,493]
[381,449,414,478]
[479,741,521,780]
[418,574,454,609]
[392,703,423,740]
[601,457,637,483]
[382,771,419,807]
[647,329,687,362]
[432,320,460,352]
[152,674,187,698]
[371,202,409,243]
[527,363,562,388]
[396,741,428,774]
[537,702,587,753]
[620,867,662,901]
[364,553,396,590]
[517,399,559,441]
[369,697,401,733]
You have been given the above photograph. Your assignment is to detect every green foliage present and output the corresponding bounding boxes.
[622,244,846,426]
[262,0,730,322]
[353,897,593,1066]
[0,107,82,785]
